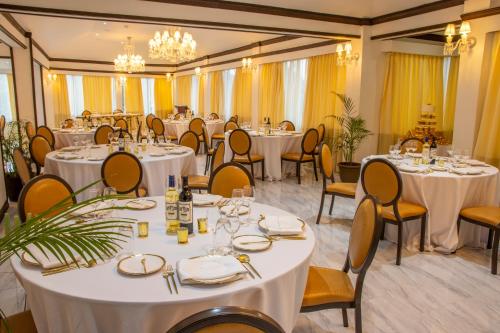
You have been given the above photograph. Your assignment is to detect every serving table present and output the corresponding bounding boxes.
[11,198,315,333]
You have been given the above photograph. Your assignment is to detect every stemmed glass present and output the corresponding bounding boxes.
[388,145,395,158]
[107,132,114,145]
[242,185,255,224]
[223,214,241,256]
[231,189,243,215]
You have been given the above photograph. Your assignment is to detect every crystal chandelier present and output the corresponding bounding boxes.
[241,57,254,73]
[114,37,145,73]
[443,21,476,56]
[336,42,359,66]
[148,29,197,63]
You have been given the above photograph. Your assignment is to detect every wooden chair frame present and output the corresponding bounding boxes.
[29,135,52,174]
[13,148,32,185]
[229,129,265,180]
[281,128,318,184]
[94,125,114,144]
[36,125,55,148]
[279,120,296,131]
[400,137,424,153]
[179,130,200,155]
[151,117,166,143]
[101,151,143,196]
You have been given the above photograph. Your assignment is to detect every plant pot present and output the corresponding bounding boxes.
[338,162,361,183]
[5,173,23,202]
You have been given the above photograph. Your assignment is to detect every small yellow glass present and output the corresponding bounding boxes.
[438,158,445,167]
[137,221,149,238]
[166,220,180,235]
[197,218,208,234]
[133,145,139,155]
[141,143,147,152]
[177,227,189,244]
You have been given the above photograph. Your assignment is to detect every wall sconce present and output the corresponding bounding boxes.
[194,66,201,76]
[118,76,127,87]
[336,42,359,66]
[242,57,256,73]
[443,21,476,55]
[47,72,57,82]
[166,72,173,81]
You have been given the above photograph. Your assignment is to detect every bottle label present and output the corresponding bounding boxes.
[178,201,192,223]
[165,202,178,220]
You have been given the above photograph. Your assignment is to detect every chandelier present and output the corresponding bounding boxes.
[241,57,254,73]
[336,42,359,66]
[148,29,197,63]
[114,37,145,73]
[443,21,475,56]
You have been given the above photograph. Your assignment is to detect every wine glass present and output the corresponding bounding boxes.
[72,136,80,147]
[231,189,244,215]
[394,144,401,157]
[223,215,241,255]
[107,132,114,145]
[88,188,100,220]
[388,145,395,158]
[242,185,255,223]
[115,224,135,261]
[463,148,471,161]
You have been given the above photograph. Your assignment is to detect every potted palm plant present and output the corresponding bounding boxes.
[327,93,371,183]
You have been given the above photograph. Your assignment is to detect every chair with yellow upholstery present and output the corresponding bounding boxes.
[189,141,225,192]
[25,121,36,140]
[229,129,264,180]
[209,162,254,198]
[174,113,181,120]
[229,115,238,124]
[151,117,167,142]
[114,118,128,131]
[281,128,318,184]
[0,115,5,138]
[209,112,219,120]
[189,118,206,150]
[36,126,55,148]
[212,121,238,148]
[18,174,76,222]
[145,113,155,130]
[0,310,37,333]
[457,206,500,274]
[316,143,356,224]
[279,120,295,131]
[400,138,423,154]
[313,123,326,159]
[179,130,200,155]
[301,195,383,333]
[361,158,427,265]
[82,109,91,119]
[201,126,214,174]
[101,152,146,197]
[63,119,74,129]
[166,306,284,333]
[94,125,114,145]
[13,148,32,185]
[29,135,53,174]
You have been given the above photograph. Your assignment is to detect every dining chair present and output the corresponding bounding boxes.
[63,119,74,129]
[208,162,255,198]
[114,118,128,131]
[101,151,146,197]
[211,120,238,148]
[29,135,52,175]
[281,128,319,184]
[0,310,37,333]
[229,128,265,180]
[316,143,356,224]
[209,112,219,120]
[279,120,295,131]
[179,130,200,155]
[0,114,5,138]
[360,158,427,265]
[457,206,500,274]
[36,125,55,148]
[229,115,238,124]
[18,174,76,222]
[145,113,155,130]
[13,148,32,185]
[400,138,423,153]
[189,141,225,192]
[301,195,383,333]
[82,109,91,119]
[313,123,326,161]
[189,117,206,146]
[201,126,213,174]
[136,121,147,143]
[94,125,114,144]
[174,113,181,120]
[151,117,166,142]
[25,120,36,140]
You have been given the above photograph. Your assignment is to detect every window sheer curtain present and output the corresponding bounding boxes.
[232,68,252,123]
[191,75,199,115]
[52,74,71,126]
[222,69,235,120]
[66,75,84,118]
[82,76,112,114]
[284,59,308,130]
[154,77,173,118]
[141,78,155,115]
[209,71,224,116]
[125,77,144,114]
[258,62,284,125]
[175,75,192,107]
[473,32,500,168]
[0,74,14,121]
[198,74,205,116]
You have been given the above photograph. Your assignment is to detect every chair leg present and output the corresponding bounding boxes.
[204,155,210,175]
[342,308,348,327]
[355,304,362,333]
[381,222,386,240]
[250,163,255,180]
[492,230,499,275]
[312,159,318,181]
[396,222,403,265]
[420,214,426,252]
[261,160,265,180]
[329,195,335,215]
[316,192,325,225]
[487,229,493,249]
[297,163,301,184]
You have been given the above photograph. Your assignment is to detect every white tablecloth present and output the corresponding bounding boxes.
[163,120,224,144]
[223,131,303,181]
[44,145,197,200]
[355,155,499,253]
[53,129,96,149]
[11,199,315,333]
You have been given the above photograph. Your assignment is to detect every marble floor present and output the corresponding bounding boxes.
[1,156,499,332]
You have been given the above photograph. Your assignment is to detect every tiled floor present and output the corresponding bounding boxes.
[1,156,499,332]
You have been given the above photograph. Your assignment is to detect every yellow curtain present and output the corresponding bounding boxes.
[82,76,112,115]
[302,53,346,138]
[258,62,283,125]
[232,68,252,123]
[125,77,144,115]
[473,32,500,168]
[154,78,173,118]
[209,71,224,115]
[176,75,191,107]
[378,53,444,153]
[443,56,459,141]
[7,74,16,120]
[52,74,70,126]
[198,74,205,116]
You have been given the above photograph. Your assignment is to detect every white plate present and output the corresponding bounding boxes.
[87,156,105,161]
[466,159,487,167]
[178,255,246,284]
[117,254,165,276]
[125,199,157,210]
[220,205,250,215]
[192,193,223,206]
[430,165,447,171]
[165,149,186,155]
[60,146,81,152]
[233,235,272,252]
[397,165,421,173]
[149,152,167,157]
[258,216,305,236]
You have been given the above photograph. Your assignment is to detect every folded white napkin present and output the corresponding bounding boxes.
[25,244,81,269]
[451,167,482,175]
[262,216,303,235]
[192,193,222,206]
[397,164,422,173]
[55,152,81,160]
[465,159,487,167]
[176,255,247,283]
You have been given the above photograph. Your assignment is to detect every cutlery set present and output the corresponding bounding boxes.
[162,264,178,294]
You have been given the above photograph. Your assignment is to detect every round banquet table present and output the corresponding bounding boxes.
[44,145,197,201]
[223,131,303,181]
[163,119,224,144]
[11,198,315,333]
[53,128,96,149]
[354,155,499,253]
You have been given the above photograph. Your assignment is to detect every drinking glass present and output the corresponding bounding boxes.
[72,136,80,147]
[88,188,100,220]
[107,132,114,144]
[223,215,241,255]
[242,185,255,223]
[231,188,244,214]
[388,145,395,157]
[116,224,135,261]
[393,144,401,156]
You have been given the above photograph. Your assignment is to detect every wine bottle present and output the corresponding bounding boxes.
[165,175,179,234]
[430,135,437,158]
[178,176,193,234]
[118,129,125,152]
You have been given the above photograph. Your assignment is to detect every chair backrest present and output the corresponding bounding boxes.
[229,115,238,124]
[211,141,225,174]
[189,118,206,137]
[209,162,255,198]
[201,126,210,152]
[317,123,325,143]
[36,126,55,148]
[166,306,284,333]
[360,158,402,206]
[136,121,143,143]
[224,121,239,132]
[64,119,74,129]
[18,174,75,222]
[13,148,31,185]
[229,128,251,157]
[29,135,52,168]
[0,310,37,333]
[82,110,91,118]
[179,130,200,154]
[94,125,114,144]
[301,128,319,155]
[319,143,333,181]
[151,117,165,138]
[209,113,219,120]
[146,113,155,130]
[114,118,128,131]
[101,152,143,195]
[400,138,423,154]
[279,120,295,131]
[25,121,36,140]
[174,113,181,120]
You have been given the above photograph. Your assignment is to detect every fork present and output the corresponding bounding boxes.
[166,264,178,294]
[161,267,172,294]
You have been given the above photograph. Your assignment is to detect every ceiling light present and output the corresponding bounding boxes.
[443,21,476,56]
[114,36,145,73]
[336,42,359,66]
[166,73,173,81]
[241,57,255,73]
[47,72,57,82]
[195,67,201,76]
[148,29,197,63]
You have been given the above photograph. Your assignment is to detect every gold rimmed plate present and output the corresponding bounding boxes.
[125,199,157,210]
[117,254,165,277]
[258,217,305,236]
[232,234,272,252]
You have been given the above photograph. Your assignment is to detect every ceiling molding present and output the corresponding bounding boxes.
[49,67,167,76]
[0,23,26,48]
[31,39,49,59]
[50,57,175,68]
[2,12,26,35]
[370,20,461,40]
[461,6,500,21]
[141,0,369,25]
[370,0,464,25]
[407,33,460,43]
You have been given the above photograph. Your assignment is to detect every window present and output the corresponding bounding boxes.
[141,78,155,115]
[191,75,199,114]
[0,74,13,121]
[66,75,84,118]
[283,59,308,129]
[222,69,236,120]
